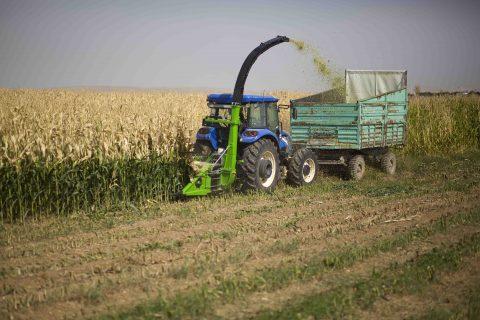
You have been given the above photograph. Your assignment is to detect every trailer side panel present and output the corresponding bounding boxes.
[290,88,407,150]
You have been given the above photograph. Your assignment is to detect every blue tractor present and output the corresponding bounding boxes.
[182,35,317,197]
[192,92,293,192]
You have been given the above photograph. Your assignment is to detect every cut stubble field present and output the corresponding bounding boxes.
[1,152,480,319]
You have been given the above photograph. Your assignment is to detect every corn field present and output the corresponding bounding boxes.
[0,89,479,221]
[0,89,303,222]
[0,89,198,222]
[405,95,480,154]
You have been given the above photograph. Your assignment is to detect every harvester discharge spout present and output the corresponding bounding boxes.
[232,35,290,104]
[181,36,290,197]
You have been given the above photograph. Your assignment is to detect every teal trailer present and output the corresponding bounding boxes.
[285,70,408,184]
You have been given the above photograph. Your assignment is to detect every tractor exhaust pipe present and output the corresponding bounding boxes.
[232,35,290,104]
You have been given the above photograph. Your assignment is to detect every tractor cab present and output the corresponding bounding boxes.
[194,93,291,159]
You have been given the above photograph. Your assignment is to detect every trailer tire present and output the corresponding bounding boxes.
[380,151,396,175]
[287,149,318,186]
[238,139,280,192]
[347,154,366,180]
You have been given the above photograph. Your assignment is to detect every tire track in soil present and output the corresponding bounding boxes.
[2,188,479,320]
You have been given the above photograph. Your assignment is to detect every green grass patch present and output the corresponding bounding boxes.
[283,216,301,230]
[138,239,183,253]
[268,239,300,255]
[322,152,480,199]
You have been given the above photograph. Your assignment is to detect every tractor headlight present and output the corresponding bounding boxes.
[244,130,258,137]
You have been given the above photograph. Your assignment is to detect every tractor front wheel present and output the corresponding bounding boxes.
[287,148,318,186]
[239,139,280,192]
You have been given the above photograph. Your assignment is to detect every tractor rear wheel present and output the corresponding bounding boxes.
[380,151,396,175]
[347,154,366,180]
[239,139,280,192]
[287,148,318,186]
[192,140,213,160]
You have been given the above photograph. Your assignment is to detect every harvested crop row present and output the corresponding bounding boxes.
[249,232,480,320]
[2,178,479,319]
[99,206,480,319]
[216,219,480,319]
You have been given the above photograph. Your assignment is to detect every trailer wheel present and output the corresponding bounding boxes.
[238,139,280,192]
[380,151,396,175]
[347,155,365,180]
[287,149,318,186]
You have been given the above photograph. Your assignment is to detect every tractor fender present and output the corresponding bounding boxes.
[195,127,218,150]
[240,129,279,148]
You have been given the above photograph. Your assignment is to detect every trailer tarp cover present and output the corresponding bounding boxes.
[345,70,407,103]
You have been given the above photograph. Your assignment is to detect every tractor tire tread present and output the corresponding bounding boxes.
[238,139,280,192]
[287,148,317,186]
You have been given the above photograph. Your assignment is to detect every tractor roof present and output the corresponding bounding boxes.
[207,93,278,104]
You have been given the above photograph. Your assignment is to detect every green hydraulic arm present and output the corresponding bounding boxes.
[182,36,290,196]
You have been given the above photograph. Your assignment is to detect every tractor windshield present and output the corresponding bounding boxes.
[208,103,231,119]
[247,102,278,131]
[248,103,266,128]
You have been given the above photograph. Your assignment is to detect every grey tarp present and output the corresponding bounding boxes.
[345,70,407,103]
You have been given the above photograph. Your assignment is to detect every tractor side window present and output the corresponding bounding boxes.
[217,108,230,119]
[209,108,218,117]
[248,103,266,128]
[209,105,230,119]
[266,103,279,132]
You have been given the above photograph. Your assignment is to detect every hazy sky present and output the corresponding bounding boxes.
[1,0,479,92]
